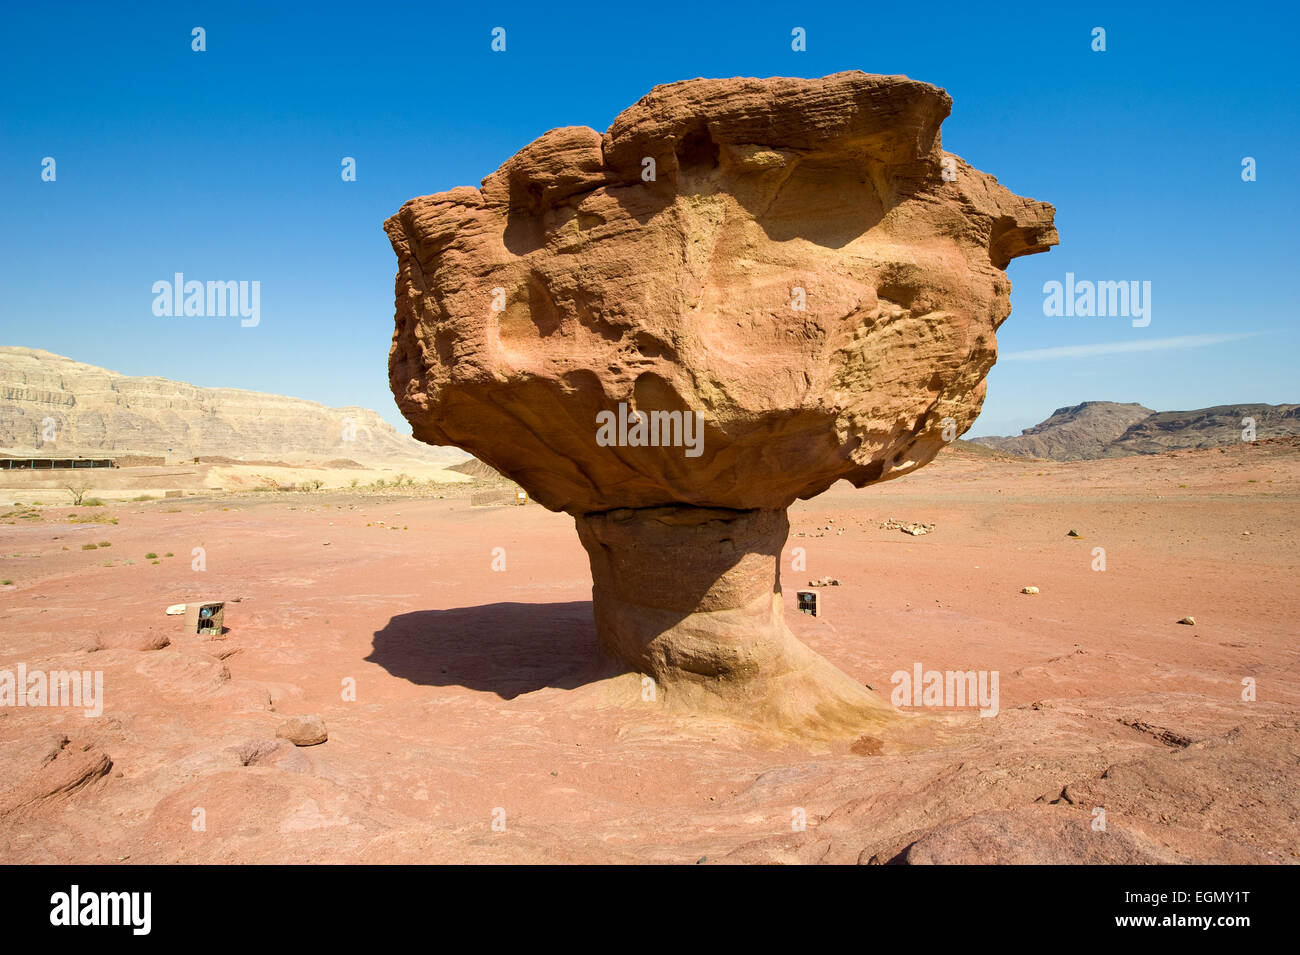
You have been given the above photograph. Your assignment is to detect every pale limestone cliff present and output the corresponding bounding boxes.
[0,347,466,465]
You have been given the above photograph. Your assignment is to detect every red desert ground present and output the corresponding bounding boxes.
[0,433,1296,863]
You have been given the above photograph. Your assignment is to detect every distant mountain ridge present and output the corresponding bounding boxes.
[0,346,468,465]
[973,400,1300,460]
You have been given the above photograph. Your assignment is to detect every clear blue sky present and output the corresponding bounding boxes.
[2,1,1295,438]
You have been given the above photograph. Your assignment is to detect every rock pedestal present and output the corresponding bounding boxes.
[576,505,893,735]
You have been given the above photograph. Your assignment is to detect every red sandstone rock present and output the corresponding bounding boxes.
[385,72,1057,735]
[276,715,328,747]
[0,736,112,819]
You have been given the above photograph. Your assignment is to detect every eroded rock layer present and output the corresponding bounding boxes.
[0,347,463,465]
[386,71,1056,514]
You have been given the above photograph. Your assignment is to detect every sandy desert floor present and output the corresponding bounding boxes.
[0,459,472,504]
[1,439,1296,864]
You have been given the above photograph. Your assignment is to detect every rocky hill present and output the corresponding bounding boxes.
[0,346,468,465]
[973,400,1299,460]
[1107,404,1300,456]
[972,401,1153,460]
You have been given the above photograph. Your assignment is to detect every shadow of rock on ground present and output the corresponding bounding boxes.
[368,600,617,698]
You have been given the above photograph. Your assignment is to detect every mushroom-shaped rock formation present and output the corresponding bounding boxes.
[385,72,1057,737]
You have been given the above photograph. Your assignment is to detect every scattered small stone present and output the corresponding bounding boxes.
[1020,586,1040,595]
[880,518,935,536]
[807,576,840,587]
[1067,529,1080,538]
[1177,616,1196,626]
[275,715,328,747]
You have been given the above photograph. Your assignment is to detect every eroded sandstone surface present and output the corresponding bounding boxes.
[385,72,1057,734]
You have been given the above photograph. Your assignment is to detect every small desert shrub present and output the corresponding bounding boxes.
[165,552,174,557]
[131,494,157,502]
[144,552,157,559]
[98,541,111,547]
[64,481,93,506]
[1,580,12,586]
[82,543,98,550]
[82,497,106,507]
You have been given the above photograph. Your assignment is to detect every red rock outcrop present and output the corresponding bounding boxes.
[385,72,1057,736]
